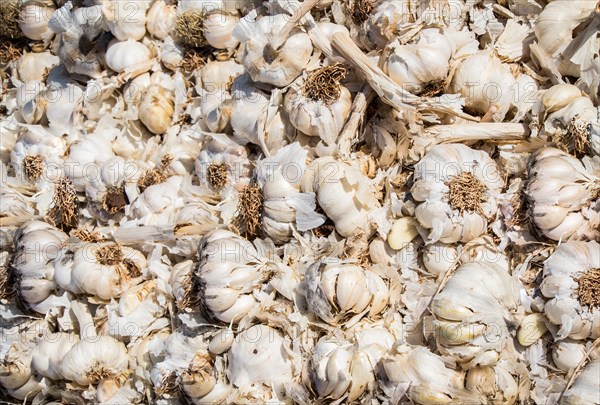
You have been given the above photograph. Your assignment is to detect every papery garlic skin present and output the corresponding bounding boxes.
[284,71,352,145]
[561,359,600,404]
[196,230,266,323]
[234,12,313,86]
[540,241,600,341]
[15,80,46,125]
[303,262,388,324]
[228,325,295,401]
[128,175,184,225]
[430,258,520,367]
[525,148,599,241]
[412,144,502,244]
[60,336,129,386]
[552,339,587,372]
[302,157,380,237]
[382,345,477,405]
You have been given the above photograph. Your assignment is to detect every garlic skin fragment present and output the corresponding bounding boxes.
[227,325,296,401]
[540,241,600,341]
[525,148,599,241]
[303,262,389,324]
[60,336,129,386]
[302,157,381,237]
[234,12,313,87]
[195,230,266,324]
[430,259,521,367]
[412,144,503,244]
[382,345,478,405]
[561,359,600,405]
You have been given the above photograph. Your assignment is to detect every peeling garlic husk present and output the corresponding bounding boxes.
[540,241,600,341]
[412,144,503,244]
[525,147,600,241]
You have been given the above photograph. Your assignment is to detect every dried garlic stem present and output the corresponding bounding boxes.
[272,0,320,50]
[47,177,79,231]
[0,215,40,227]
[233,183,263,237]
[425,123,529,144]
[22,155,44,181]
[337,83,376,157]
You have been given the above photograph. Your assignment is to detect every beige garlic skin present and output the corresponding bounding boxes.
[540,241,600,341]
[525,147,599,241]
[284,68,352,145]
[302,157,380,237]
[430,257,520,368]
[311,325,396,401]
[303,262,388,324]
[234,12,313,87]
[382,345,478,405]
[139,84,175,135]
[561,359,600,404]
[412,144,503,244]
[15,80,46,125]
[19,0,56,41]
[196,230,266,324]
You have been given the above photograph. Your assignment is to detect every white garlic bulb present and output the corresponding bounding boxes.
[196,230,266,323]
[382,345,478,405]
[525,147,599,241]
[19,0,56,41]
[102,0,149,41]
[105,39,153,80]
[561,359,600,404]
[61,336,129,386]
[284,64,352,146]
[303,262,388,324]
[16,51,59,83]
[11,127,65,183]
[180,351,231,404]
[202,12,239,49]
[57,242,146,300]
[15,80,46,125]
[128,175,184,226]
[430,257,520,367]
[552,339,587,372]
[302,156,381,237]
[412,144,503,244]
[422,242,458,277]
[227,325,296,401]
[139,84,174,135]
[64,133,115,192]
[234,12,313,86]
[32,332,79,380]
[146,0,176,39]
[448,50,516,121]
[12,221,67,308]
[465,360,525,405]
[540,241,599,340]
[311,323,396,401]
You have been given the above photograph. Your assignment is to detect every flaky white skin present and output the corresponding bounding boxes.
[412,144,503,244]
[540,241,600,340]
[561,359,600,405]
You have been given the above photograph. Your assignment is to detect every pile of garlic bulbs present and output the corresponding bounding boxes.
[2,0,600,403]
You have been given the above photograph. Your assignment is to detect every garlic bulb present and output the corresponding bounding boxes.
[11,127,65,183]
[174,0,239,49]
[105,39,153,80]
[284,64,352,145]
[234,11,313,86]
[256,142,323,243]
[195,59,245,133]
[412,144,503,244]
[540,241,599,340]
[128,175,184,225]
[302,156,381,237]
[57,242,146,300]
[525,147,599,241]
[465,360,525,404]
[139,84,174,134]
[430,257,520,367]
[16,51,59,83]
[552,339,587,372]
[311,323,396,401]
[32,332,79,380]
[448,50,516,121]
[382,345,477,405]
[12,221,67,308]
[227,325,296,402]
[146,0,176,39]
[64,133,115,192]
[15,80,46,125]
[422,242,458,277]
[561,359,600,404]
[19,0,56,41]
[202,12,239,49]
[196,230,266,323]
[102,0,150,41]
[180,351,231,404]
[61,336,129,386]
[303,262,388,324]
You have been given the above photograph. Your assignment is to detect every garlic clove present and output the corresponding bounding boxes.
[517,313,548,346]
[387,217,419,250]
